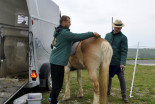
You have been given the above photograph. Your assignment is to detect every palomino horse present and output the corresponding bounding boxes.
[63,37,113,104]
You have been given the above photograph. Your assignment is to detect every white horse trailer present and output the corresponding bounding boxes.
[0,0,60,103]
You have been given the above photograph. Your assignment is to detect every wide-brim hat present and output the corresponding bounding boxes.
[112,19,125,27]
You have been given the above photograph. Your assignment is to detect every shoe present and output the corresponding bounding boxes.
[48,97,52,102]
[107,91,110,96]
[122,95,129,103]
[48,98,60,104]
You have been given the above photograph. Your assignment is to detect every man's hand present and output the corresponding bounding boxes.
[93,32,101,38]
[120,65,126,71]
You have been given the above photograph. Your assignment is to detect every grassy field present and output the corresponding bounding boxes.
[128,48,155,58]
[42,65,155,104]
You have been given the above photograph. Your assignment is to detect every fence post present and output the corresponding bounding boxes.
[129,42,139,98]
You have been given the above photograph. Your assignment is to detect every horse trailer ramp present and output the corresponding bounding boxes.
[0,78,28,104]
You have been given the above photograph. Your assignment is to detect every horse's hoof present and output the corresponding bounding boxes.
[62,96,70,101]
[77,94,83,98]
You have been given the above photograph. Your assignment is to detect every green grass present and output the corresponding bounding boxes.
[42,65,155,104]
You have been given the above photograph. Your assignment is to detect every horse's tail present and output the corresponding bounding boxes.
[99,40,113,104]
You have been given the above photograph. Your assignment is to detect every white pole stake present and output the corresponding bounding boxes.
[129,42,139,98]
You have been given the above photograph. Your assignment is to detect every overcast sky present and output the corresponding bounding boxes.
[52,0,155,48]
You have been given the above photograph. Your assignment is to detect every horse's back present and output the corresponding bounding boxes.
[81,37,106,50]
[69,37,112,69]
[81,37,111,59]
[80,37,111,68]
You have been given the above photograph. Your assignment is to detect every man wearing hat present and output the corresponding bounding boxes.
[105,19,129,103]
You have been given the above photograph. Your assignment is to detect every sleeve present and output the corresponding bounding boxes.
[120,36,128,65]
[62,30,94,42]
[105,33,111,44]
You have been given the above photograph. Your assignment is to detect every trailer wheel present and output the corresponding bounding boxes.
[46,72,52,91]
[39,63,52,91]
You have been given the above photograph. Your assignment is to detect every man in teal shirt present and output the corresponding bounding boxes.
[105,19,129,103]
[49,15,100,104]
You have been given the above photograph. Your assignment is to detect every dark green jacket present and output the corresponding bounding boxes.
[105,31,128,65]
[49,28,94,66]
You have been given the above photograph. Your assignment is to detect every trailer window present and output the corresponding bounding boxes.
[17,15,28,25]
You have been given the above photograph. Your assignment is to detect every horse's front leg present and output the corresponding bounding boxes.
[77,69,83,97]
[63,65,71,100]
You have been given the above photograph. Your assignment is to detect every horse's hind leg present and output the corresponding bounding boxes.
[77,69,83,97]
[63,65,71,100]
[87,66,99,104]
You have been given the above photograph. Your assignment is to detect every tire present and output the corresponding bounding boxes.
[39,63,52,91]
[46,72,52,91]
